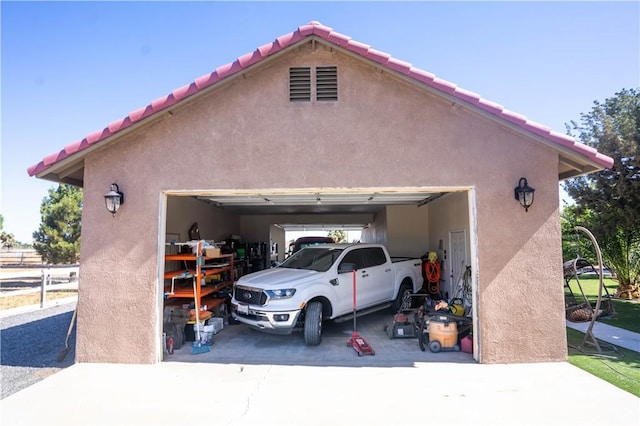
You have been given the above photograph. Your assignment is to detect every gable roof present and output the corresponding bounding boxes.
[28,21,613,185]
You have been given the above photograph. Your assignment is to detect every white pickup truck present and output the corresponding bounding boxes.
[231,243,423,345]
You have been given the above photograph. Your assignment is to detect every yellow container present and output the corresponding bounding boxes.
[428,318,458,348]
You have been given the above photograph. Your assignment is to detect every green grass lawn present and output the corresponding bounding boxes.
[565,276,640,333]
[567,328,640,397]
[565,276,640,396]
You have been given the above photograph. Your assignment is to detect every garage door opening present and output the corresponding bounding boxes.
[159,187,477,365]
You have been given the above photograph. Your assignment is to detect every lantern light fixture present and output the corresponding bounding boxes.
[104,183,124,216]
[514,177,535,212]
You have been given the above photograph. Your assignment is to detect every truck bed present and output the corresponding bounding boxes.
[390,256,420,263]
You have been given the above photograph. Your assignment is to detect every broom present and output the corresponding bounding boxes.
[191,276,210,355]
[57,306,77,362]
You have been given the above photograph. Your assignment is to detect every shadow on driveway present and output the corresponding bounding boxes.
[1,309,76,399]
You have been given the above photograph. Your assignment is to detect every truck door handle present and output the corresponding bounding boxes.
[361,273,369,278]
[385,268,391,272]
[330,278,339,286]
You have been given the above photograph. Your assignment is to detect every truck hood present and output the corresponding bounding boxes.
[236,267,321,288]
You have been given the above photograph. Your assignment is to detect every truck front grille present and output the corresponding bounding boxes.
[234,287,267,306]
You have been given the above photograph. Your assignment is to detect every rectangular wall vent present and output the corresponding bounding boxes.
[316,66,338,101]
[289,67,311,101]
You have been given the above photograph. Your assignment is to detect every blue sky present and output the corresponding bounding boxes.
[2,1,639,243]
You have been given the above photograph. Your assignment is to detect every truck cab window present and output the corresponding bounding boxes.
[362,247,387,267]
[340,249,365,270]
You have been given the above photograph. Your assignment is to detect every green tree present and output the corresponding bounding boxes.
[328,230,347,243]
[0,214,16,249]
[561,204,597,262]
[0,232,16,249]
[564,88,640,299]
[33,184,83,264]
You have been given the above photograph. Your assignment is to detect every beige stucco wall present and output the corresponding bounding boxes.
[386,205,429,258]
[77,41,566,364]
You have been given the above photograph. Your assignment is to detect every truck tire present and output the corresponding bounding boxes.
[304,301,323,346]
[392,284,412,312]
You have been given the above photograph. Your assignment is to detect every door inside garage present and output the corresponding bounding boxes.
[158,187,477,364]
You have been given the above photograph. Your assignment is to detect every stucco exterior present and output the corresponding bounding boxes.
[67,39,573,364]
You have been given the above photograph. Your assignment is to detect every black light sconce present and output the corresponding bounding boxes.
[514,177,535,212]
[104,183,124,216]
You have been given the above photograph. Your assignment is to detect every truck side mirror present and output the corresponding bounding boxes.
[338,263,356,274]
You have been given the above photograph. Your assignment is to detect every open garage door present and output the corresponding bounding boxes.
[160,187,477,363]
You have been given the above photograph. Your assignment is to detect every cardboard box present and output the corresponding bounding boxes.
[205,248,221,258]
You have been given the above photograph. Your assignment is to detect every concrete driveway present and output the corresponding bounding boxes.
[2,308,638,426]
[1,360,638,426]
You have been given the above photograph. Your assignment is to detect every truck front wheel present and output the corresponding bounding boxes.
[304,301,323,346]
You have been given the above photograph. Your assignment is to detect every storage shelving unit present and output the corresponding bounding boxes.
[164,242,234,323]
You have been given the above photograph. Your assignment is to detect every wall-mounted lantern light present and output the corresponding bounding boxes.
[514,177,535,212]
[104,183,124,216]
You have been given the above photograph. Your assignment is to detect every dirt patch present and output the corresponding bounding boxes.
[0,291,78,310]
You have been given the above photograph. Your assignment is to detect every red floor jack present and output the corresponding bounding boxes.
[347,268,375,356]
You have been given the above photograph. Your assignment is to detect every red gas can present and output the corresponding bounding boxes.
[461,335,473,354]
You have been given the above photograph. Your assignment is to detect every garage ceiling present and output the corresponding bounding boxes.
[196,190,447,217]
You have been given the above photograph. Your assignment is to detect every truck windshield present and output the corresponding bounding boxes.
[279,247,344,272]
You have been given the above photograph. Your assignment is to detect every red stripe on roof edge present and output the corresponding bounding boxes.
[27,21,614,177]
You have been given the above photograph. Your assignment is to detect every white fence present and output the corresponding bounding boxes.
[0,249,43,266]
[1,261,79,310]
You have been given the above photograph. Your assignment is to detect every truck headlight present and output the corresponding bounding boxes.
[265,289,296,299]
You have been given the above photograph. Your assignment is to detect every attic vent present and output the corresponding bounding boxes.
[289,67,311,101]
[316,66,338,101]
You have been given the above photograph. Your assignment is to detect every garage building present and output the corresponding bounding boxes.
[28,21,612,364]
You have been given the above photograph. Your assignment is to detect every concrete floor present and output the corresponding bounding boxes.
[166,309,474,366]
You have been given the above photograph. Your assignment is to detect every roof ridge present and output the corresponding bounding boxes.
[27,22,613,177]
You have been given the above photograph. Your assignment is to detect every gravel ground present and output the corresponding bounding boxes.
[0,302,76,399]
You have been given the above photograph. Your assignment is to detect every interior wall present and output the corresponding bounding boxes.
[238,216,271,247]
[166,197,239,242]
[427,191,470,297]
[385,205,429,257]
[361,209,388,245]
[270,225,286,263]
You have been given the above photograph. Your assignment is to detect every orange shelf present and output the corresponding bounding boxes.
[201,266,231,275]
[165,286,216,299]
[205,281,232,293]
[164,244,234,312]
[200,296,227,310]
[164,269,195,280]
[187,310,213,324]
[164,268,231,281]
[166,253,234,261]
[165,254,198,261]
